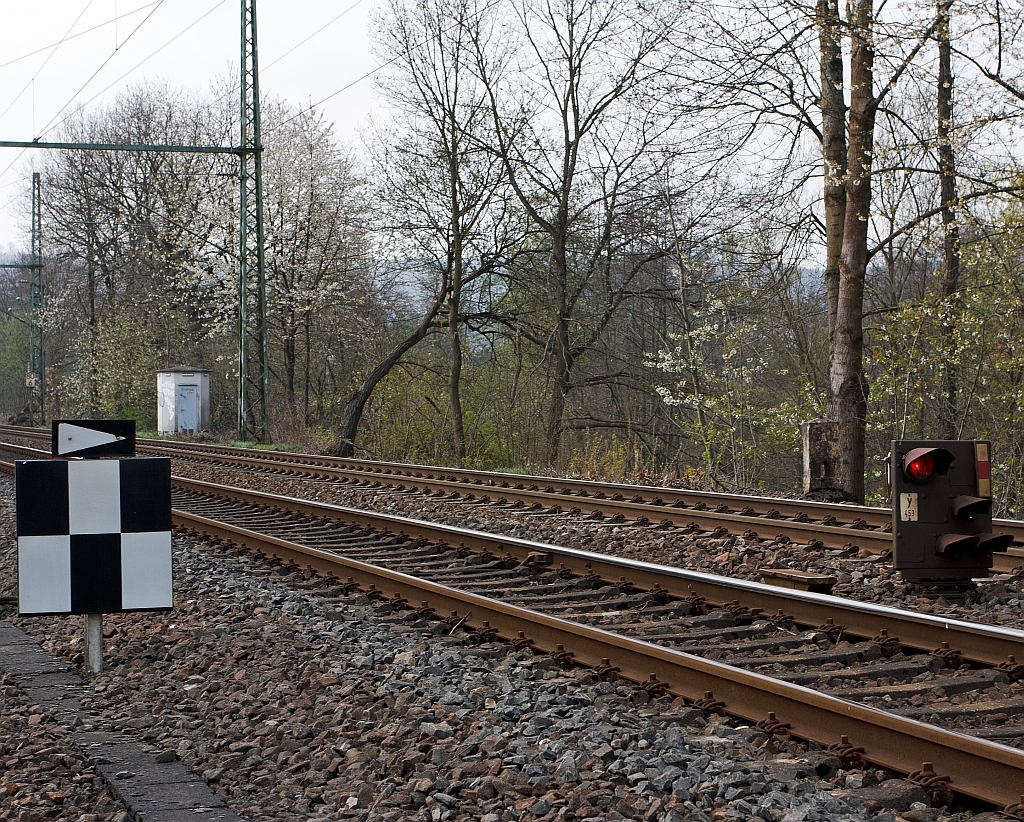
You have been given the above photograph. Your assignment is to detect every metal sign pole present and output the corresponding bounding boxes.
[84,613,103,673]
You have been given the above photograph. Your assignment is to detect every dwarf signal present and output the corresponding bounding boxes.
[890,440,1013,588]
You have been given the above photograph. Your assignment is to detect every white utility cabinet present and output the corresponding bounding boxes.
[157,368,211,434]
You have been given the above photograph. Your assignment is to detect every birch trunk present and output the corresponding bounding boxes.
[826,0,875,503]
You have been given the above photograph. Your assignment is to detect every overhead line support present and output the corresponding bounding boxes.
[28,172,43,426]
[0,0,272,443]
[0,140,241,154]
[238,0,270,444]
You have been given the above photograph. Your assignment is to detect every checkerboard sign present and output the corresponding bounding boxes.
[16,458,173,615]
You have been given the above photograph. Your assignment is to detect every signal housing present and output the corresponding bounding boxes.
[890,440,1012,588]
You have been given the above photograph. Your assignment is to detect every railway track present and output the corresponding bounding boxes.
[4,439,1023,810]
[108,442,1024,574]
[4,423,1022,573]
[0,426,927,552]
[151,479,1024,810]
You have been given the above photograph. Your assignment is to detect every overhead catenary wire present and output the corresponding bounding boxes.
[4,1,370,249]
[0,1,170,188]
[262,0,367,73]
[39,0,228,140]
[0,3,161,72]
[0,1,97,127]
[0,0,383,244]
[0,192,24,216]
[200,0,371,122]
[0,151,29,190]
[33,0,167,140]
[8,0,375,152]
[271,0,504,134]
[0,0,216,222]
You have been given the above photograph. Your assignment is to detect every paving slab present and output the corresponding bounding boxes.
[19,687,84,709]
[0,622,39,645]
[0,620,245,822]
[19,670,84,687]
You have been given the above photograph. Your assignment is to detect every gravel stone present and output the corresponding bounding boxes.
[0,473,999,821]
[0,668,133,821]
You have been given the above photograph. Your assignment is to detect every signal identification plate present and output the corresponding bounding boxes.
[900,493,919,522]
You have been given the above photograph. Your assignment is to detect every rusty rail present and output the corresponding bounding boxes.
[171,476,1024,668]
[0,433,895,552]
[4,425,1023,550]
[172,505,1024,808]
[0,425,893,526]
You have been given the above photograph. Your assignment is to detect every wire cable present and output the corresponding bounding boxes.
[0,3,161,72]
[0,1,162,184]
[0,0,225,241]
[0,190,27,216]
[0,1,97,127]
[198,0,367,118]
[39,0,228,139]
[34,0,166,139]
[0,150,28,189]
[271,0,503,133]
[263,0,367,73]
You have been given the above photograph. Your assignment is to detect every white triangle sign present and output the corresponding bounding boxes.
[57,423,123,455]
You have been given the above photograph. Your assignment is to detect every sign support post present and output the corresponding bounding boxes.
[84,613,103,673]
[15,419,173,676]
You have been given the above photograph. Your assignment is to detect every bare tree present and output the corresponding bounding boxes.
[472,0,686,466]
[367,0,521,463]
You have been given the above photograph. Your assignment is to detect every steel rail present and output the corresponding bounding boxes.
[2,430,1022,568]
[995,548,1024,574]
[2,451,1023,806]
[0,432,895,552]
[95,437,1024,547]
[0,442,54,459]
[139,437,894,524]
[5,425,1024,541]
[0,426,889,524]
[153,448,894,552]
[139,440,1024,570]
[171,476,1024,668]
[170,504,1024,808]
[0,443,1018,664]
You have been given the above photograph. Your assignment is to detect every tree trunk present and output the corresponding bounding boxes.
[818,0,847,347]
[544,236,572,467]
[88,260,99,416]
[283,317,297,410]
[937,0,959,439]
[448,288,466,464]
[826,0,875,503]
[303,311,311,424]
[336,299,445,457]
[448,144,466,464]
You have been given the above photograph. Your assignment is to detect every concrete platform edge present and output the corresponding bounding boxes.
[0,619,245,822]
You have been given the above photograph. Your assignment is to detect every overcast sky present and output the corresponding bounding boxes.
[0,0,384,250]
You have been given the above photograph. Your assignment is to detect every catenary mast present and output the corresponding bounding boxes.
[237,0,270,442]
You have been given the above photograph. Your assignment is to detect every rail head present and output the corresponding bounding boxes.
[171,475,1024,667]
[173,504,1024,808]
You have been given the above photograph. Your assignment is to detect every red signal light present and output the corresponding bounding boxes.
[905,453,935,482]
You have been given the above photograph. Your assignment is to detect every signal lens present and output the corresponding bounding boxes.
[906,453,935,482]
